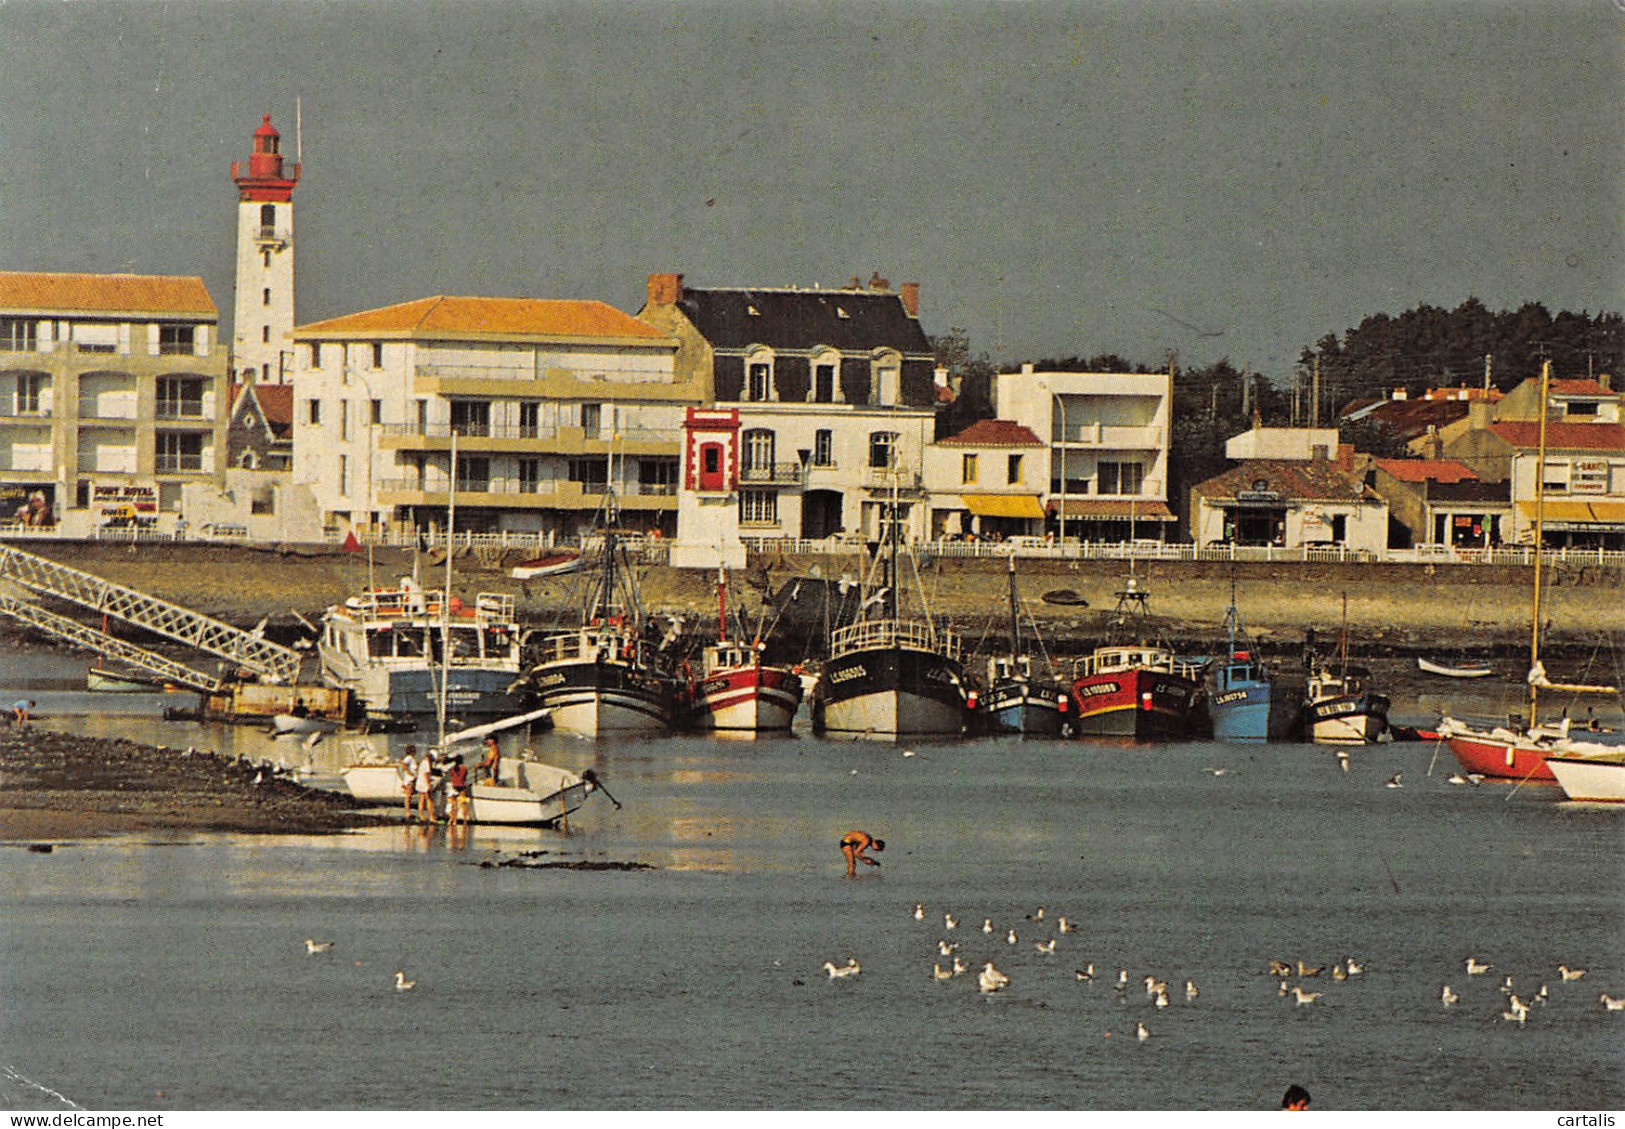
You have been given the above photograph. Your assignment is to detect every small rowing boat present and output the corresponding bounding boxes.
[1418,656,1494,679]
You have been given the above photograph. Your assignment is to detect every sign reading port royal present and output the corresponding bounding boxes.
[94,482,159,530]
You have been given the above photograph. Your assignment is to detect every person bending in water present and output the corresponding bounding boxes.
[1281,1085,1311,1111]
[840,830,885,877]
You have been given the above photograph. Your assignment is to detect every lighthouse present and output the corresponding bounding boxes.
[231,114,300,384]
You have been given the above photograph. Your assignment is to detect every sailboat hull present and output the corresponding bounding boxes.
[817,645,967,738]
[1545,754,1625,802]
[1445,730,1556,781]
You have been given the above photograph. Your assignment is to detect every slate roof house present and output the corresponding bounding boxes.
[639,273,940,566]
[1190,457,1388,554]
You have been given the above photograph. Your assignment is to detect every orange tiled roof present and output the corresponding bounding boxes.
[1373,457,1479,483]
[938,419,1044,447]
[1549,378,1616,397]
[0,271,215,316]
[295,296,666,340]
[1487,421,1625,452]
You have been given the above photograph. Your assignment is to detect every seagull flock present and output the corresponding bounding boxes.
[821,909,1622,1042]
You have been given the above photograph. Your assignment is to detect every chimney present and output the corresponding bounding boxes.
[899,282,920,318]
[647,272,683,306]
[1466,399,1494,430]
[1601,373,1613,391]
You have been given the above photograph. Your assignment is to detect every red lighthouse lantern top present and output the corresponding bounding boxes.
[234,113,299,202]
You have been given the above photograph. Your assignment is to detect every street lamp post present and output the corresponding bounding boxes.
[1052,390,1067,551]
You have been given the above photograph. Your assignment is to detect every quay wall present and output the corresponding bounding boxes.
[6,543,1621,667]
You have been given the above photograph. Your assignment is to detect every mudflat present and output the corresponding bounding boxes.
[0,725,382,841]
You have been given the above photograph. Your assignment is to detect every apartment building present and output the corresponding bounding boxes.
[994,364,1175,541]
[0,271,226,534]
[290,295,693,538]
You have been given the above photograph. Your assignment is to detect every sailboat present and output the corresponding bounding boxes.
[1302,593,1389,744]
[523,489,679,737]
[976,556,1068,736]
[683,567,804,732]
[1068,574,1205,740]
[1441,362,1618,779]
[1206,574,1284,742]
[814,493,969,738]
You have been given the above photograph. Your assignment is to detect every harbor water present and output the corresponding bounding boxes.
[2,649,1622,1110]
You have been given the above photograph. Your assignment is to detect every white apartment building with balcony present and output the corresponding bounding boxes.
[290,295,694,538]
[0,271,226,534]
[994,363,1176,541]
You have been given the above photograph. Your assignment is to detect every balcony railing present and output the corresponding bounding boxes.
[377,478,678,499]
[739,462,806,485]
[862,466,925,491]
[380,421,680,444]
[155,404,206,420]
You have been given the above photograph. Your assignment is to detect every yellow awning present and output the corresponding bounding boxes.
[962,493,1046,519]
[1516,500,1625,528]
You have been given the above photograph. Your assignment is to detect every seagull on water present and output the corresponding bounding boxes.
[1115,969,1129,990]
[1466,957,1492,975]
[1559,964,1587,981]
[1385,772,1404,788]
[823,959,861,980]
[1185,980,1199,1001]
[1441,984,1459,1007]
[944,913,957,930]
[1446,773,1469,785]
[1058,917,1076,934]
[1034,939,1056,955]
[1345,957,1364,976]
[1145,976,1167,998]
[933,963,954,982]
[1600,994,1625,1011]
[913,903,925,921]
[1136,1022,1150,1042]
[1075,965,1095,982]
[1206,767,1229,777]
[1007,928,1019,945]
[304,939,334,955]
[1279,980,1292,996]
[978,962,1010,994]
[982,918,993,934]
[1026,907,1046,921]
[1154,989,1169,1009]
[393,971,416,991]
[1500,975,1514,995]
[1292,987,1323,1006]
[952,956,968,976]
[1268,959,1293,978]
[1501,1005,1527,1025]
[1332,963,1347,982]
[1297,962,1323,978]
[1534,984,1549,1004]
[1336,750,1350,773]
[938,940,957,957]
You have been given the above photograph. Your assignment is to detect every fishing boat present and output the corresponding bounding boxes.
[524,499,680,737]
[1417,656,1494,679]
[1206,577,1284,742]
[86,665,164,693]
[1545,750,1625,803]
[1442,363,1618,779]
[318,581,524,722]
[1304,663,1390,744]
[976,557,1068,736]
[1068,576,1205,741]
[1302,595,1389,744]
[815,493,969,738]
[683,568,803,732]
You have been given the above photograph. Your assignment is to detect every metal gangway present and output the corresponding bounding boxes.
[0,543,304,690]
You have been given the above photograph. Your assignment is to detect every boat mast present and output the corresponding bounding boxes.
[1529,360,1550,726]
[717,564,729,644]
[1006,554,1021,656]
[439,430,458,747]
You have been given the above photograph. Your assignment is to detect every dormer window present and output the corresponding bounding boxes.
[743,347,775,402]
[809,347,841,404]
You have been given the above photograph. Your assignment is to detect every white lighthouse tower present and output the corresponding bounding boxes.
[232,113,300,383]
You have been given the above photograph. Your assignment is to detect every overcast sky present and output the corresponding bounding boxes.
[2,0,1620,381]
